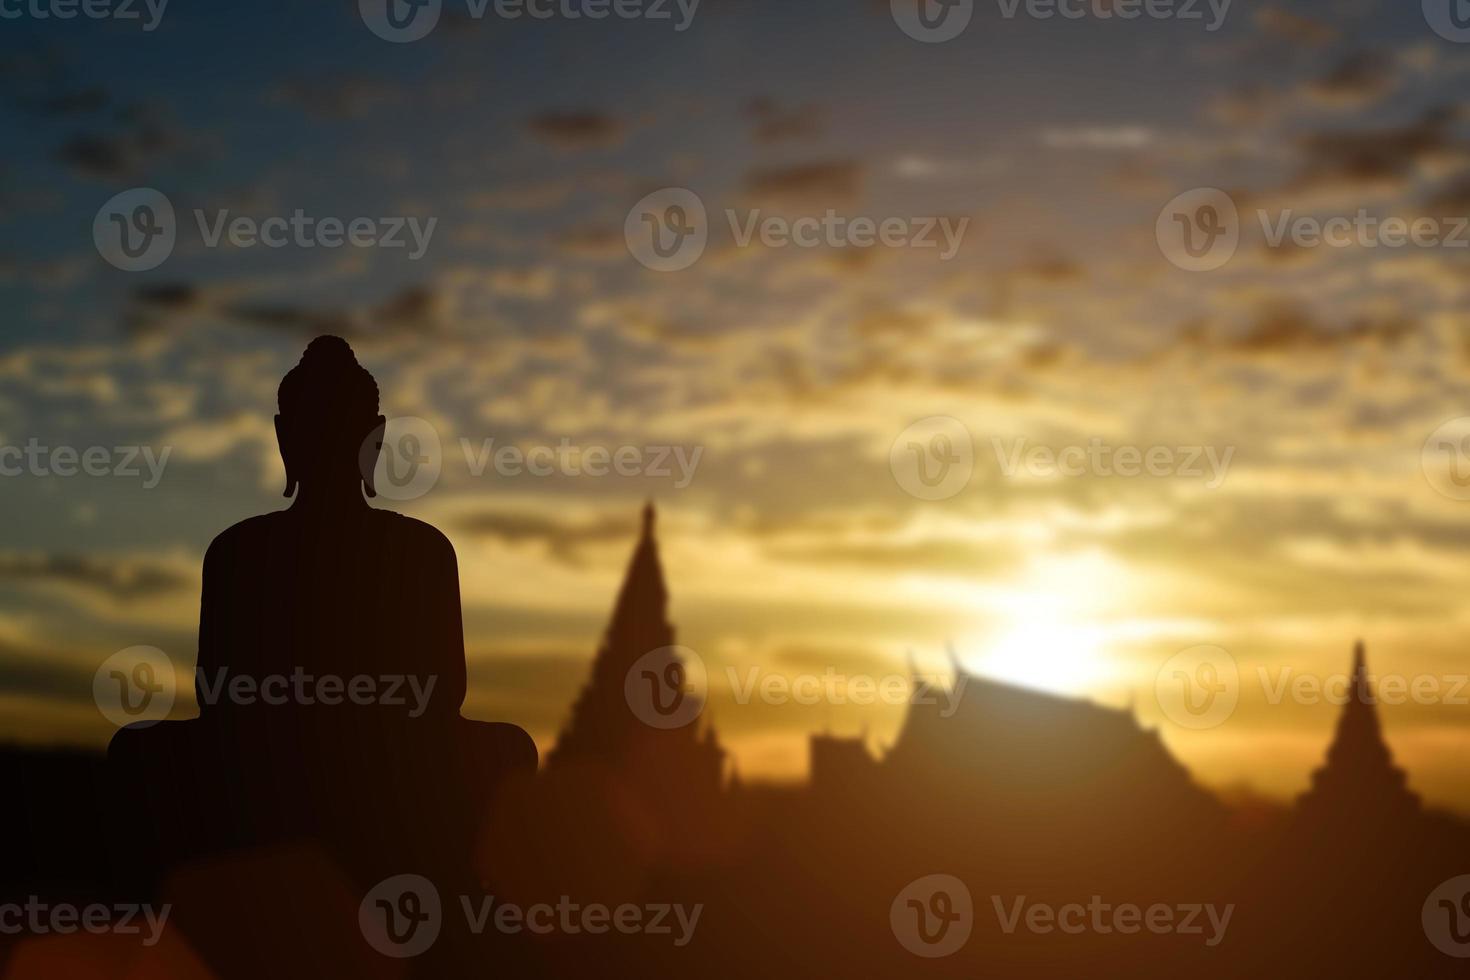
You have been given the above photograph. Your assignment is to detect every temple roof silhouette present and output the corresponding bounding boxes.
[546,503,723,791]
[878,654,1221,824]
[1297,640,1419,819]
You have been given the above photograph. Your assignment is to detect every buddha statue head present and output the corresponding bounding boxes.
[275,335,386,503]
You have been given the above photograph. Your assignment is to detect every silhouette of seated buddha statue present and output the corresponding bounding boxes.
[108,336,534,881]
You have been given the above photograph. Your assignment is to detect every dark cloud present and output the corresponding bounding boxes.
[223,303,359,338]
[131,283,208,312]
[1289,106,1467,197]
[742,161,863,208]
[124,278,446,339]
[0,552,191,602]
[525,110,625,150]
[53,104,190,181]
[553,225,625,259]
[744,98,826,144]
[1253,6,1338,46]
[1422,172,1470,216]
[454,510,639,565]
[1306,51,1400,110]
[22,87,108,118]
[1187,304,1416,356]
[269,77,404,119]
[225,283,444,338]
[0,640,96,704]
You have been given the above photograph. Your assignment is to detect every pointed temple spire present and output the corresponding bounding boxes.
[1297,640,1418,821]
[604,500,668,649]
[546,504,725,797]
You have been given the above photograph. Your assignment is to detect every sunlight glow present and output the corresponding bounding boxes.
[965,551,1134,696]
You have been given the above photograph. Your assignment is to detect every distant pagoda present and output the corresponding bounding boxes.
[547,503,725,799]
[1296,641,1419,821]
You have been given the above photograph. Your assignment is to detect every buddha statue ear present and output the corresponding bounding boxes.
[274,414,298,498]
[360,415,387,499]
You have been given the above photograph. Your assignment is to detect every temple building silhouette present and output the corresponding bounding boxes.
[803,655,1224,846]
[547,502,725,802]
[1296,640,1420,822]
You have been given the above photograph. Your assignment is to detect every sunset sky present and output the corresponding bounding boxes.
[5,0,1470,810]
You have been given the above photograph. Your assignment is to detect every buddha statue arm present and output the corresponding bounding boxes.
[427,530,469,718]
[194,534,228,708]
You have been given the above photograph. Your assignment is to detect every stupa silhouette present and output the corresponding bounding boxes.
[547,502,725,800]
[1297,640,1420,821]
